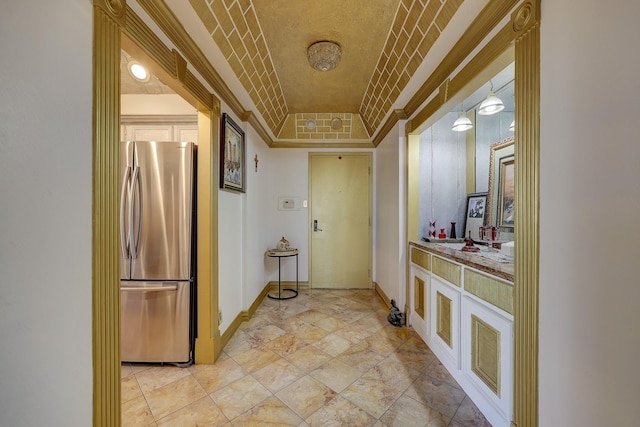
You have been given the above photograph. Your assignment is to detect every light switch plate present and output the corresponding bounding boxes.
[278,196,300,211]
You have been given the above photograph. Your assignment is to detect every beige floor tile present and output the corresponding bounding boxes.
[312,315,346,332]
[425,360,462,390]
[135,365,191,394]
[210,374,272,420]
[252,358,305,393]
[121,364,133,378]
[189,356,247,394]
[336,340,386,371]
[246,324,288,345]
[310,358,365,393]
[276,375,337,419]
[230,345,282,373]
[379,394,449,427]
[306,395,376,427]
[341,375,405,419]
[121,289,491,426]
[121,394,155,427]
[263,333,308,357]
[403,374,466,420]
[121,374,143,403]
[286,344,333,372]
[361,358,422,392]
[231,396,303,426]
[449,396,491,426]
[145,375,207,420]
[312,332,353,357]
[292,309,329,324]
[155,396,228,427]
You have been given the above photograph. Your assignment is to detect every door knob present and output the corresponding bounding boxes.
[313,220,323,232]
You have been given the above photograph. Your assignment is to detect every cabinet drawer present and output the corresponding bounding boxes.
[464,270,513,314]
[411,248,431,271]
[432,256,461,287]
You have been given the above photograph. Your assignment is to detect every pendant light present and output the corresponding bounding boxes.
[452,105,473,132]
[478,80,505,115]
[509,120,515,131]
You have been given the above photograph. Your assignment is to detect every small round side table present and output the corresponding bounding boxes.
[266,248,299,300]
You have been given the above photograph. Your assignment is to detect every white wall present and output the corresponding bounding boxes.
[375,123,406,307]
[121,94,197,115]
[0,1,93,426]
[539,1,640,425]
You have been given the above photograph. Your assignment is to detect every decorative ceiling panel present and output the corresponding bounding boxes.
[187,0,465,141]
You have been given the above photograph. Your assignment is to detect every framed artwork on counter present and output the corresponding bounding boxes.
[464,192,488,240]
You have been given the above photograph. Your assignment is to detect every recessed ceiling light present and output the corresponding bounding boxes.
[305,119,317,130]
[330,117,343,130]
[127,60,150,82]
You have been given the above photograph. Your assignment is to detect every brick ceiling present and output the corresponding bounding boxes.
[187,0,464,141]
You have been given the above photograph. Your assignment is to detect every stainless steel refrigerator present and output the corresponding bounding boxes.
[120,140,196,365]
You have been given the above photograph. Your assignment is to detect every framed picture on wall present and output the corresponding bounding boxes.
[487,137,515,230]
[220,113,246,193]
[464,192,488,240]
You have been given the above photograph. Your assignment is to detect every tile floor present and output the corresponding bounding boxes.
[121,288,491,426]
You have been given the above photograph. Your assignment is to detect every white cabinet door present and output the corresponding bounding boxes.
[461,296,514,424]
[409,265,430,341]
[430,276,461,369]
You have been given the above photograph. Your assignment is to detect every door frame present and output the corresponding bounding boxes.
[308,152,373,289]
[92,2,220,425]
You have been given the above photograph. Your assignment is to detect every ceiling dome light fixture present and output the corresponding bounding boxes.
[452,105,473,132]
[307,41,342,72]
[478,80,505,115]
[127,60,150,82]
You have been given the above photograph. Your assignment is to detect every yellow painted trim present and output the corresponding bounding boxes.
[512,1,541,425]
[404,1,541,425]
[374,282,392,310]
[465,270,514,315]
[93,3,224,424]
[92,4,121,426]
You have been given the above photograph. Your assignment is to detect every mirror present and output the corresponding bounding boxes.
[417,62,515,242]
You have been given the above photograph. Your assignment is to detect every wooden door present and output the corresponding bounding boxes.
[309,153,372,288]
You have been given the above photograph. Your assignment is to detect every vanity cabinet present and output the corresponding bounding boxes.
[409,242,514,427]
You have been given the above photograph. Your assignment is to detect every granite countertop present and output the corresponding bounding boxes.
[410,240,514,283]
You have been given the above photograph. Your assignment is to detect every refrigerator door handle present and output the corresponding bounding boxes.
[120,166,132,259]
[120,284,178,292]
[130,166,142,258]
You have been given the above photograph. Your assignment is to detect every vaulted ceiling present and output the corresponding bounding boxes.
[187,0,464,141]
[127,0,487,144]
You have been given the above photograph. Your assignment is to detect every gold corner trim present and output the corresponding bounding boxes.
[93,5,121,426]
[404,0,540,424]
[438,79,450,104]
[173,49,187,83]
[94,0,126,26]
[513,0,541,425]
[372,109,407,147]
